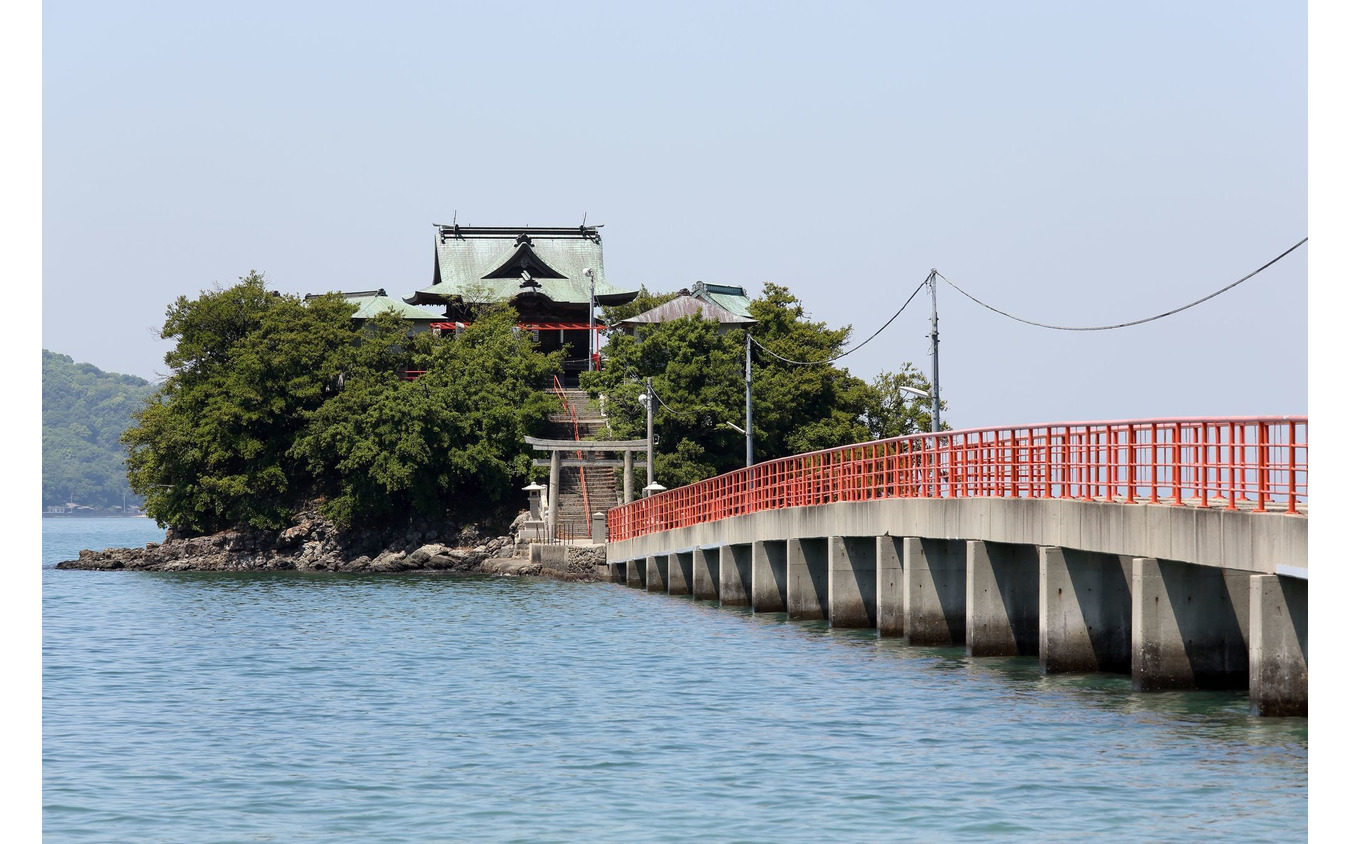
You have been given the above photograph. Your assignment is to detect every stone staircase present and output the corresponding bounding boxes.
[544,388,620,540]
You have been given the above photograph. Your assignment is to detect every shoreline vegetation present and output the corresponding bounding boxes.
[55,507,605,582]
[52,274,940,576]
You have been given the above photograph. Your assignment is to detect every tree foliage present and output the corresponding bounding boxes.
[42,350,155,508]
[292,306,560,526]
[598,286,679,325]
[123,273,559,535]
[581,282,939,489]
[862,363,948,440]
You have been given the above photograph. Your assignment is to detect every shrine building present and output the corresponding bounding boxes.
[405,224,640,384]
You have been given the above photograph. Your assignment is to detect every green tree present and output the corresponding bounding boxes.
[746,283,872,457]
[293,305,561,526]
[582,316,745,488]
[123,272,361,533]
[598,286,679,325]
[42,350,155,508]
[862,364,948,439]
[581,282,916,488]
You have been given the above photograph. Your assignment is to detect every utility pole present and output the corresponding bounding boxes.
[644,378,655,494]
[928,269,941,433]
[745,331,754,469]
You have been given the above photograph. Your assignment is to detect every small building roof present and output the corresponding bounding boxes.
[691,281,753,318]
[408,225,640,311]
[305,289,444,321]
[617,292,758,329]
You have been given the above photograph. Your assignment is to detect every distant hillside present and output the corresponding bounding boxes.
[42,350,156,509]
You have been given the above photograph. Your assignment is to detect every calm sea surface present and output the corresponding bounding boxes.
[43,518,1307,842]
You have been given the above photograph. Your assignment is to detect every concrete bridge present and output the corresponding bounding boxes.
[605,417,1308,716]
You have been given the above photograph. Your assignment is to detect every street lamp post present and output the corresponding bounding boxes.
[896,384,937,432]
[583,267,596,371]
[745,331,754,469]
[639,378,656,495]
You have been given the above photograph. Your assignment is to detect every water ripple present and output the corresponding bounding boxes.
[44,521,1306,842]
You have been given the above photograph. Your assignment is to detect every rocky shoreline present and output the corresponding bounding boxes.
[55,507,607,581]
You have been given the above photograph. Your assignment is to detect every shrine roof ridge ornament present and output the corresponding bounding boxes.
[435,223,603,243]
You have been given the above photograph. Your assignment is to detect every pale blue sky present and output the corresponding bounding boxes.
[40,0,1308,427]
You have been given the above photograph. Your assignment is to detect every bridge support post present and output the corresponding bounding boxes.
[1038,547,1132,674]
[606,562,625,583]
[787,538,829,620]
[752,540,787,613]
[903,538,966,646]
[668,551,692,596]
[626,557,647,589]
[1249,574,1307,716]
[693,547,720,601]
[720,544,752,607]
[829,536,877,628]
[967,540,1039,657]
[1131,557,1250,691]
[647,554,668,593]
[877,536,904,637]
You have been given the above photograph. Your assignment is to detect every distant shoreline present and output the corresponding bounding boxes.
[42,512,151,519]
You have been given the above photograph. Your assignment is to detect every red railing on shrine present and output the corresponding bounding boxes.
[608,417,1309,542]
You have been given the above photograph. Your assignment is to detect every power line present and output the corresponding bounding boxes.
[936,237,1308,332]
[650,387,694,419]
[750,278,929,366]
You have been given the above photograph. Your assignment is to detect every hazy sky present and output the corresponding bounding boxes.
[40,1,1309,428]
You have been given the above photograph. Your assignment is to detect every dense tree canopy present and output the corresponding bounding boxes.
[123,273,560,535]
[582,282,946,489]
[42,350,156,509]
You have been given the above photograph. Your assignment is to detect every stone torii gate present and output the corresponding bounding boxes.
[524,436,649,539]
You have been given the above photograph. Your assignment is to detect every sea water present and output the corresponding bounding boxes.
[43,519,1307,842]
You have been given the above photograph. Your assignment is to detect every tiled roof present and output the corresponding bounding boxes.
[307,290,443,321]
[408,225,639,309]
[617,294,757,327]
[691,281,753,318]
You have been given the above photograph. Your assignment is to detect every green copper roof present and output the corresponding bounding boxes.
[408,225,639,309]
[349,294,443,321]
[308,290,443,321]
[691,281,753,318]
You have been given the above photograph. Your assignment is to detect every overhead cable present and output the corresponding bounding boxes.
[751,278,929,366]
[651,388,695,419]
[937,237,1308,332]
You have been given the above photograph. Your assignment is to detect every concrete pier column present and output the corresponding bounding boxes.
[751,540,787,613]
[967,540,1039,657]
[1131,557,1250,691]
[668,551,692,596]
[1249,574,1308,716]
[646,554,668,593]
[787,538,829,621]
[692,547,720,601]
[606,562,625,584]
[1038,547,1132,674]
[903,537,966,646]
[877,536,904,637]
[828,536,877,628]
[719,544,752,607]
[626,557,646,589]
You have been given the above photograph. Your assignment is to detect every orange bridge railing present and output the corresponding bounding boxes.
[608,417,1308,542]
